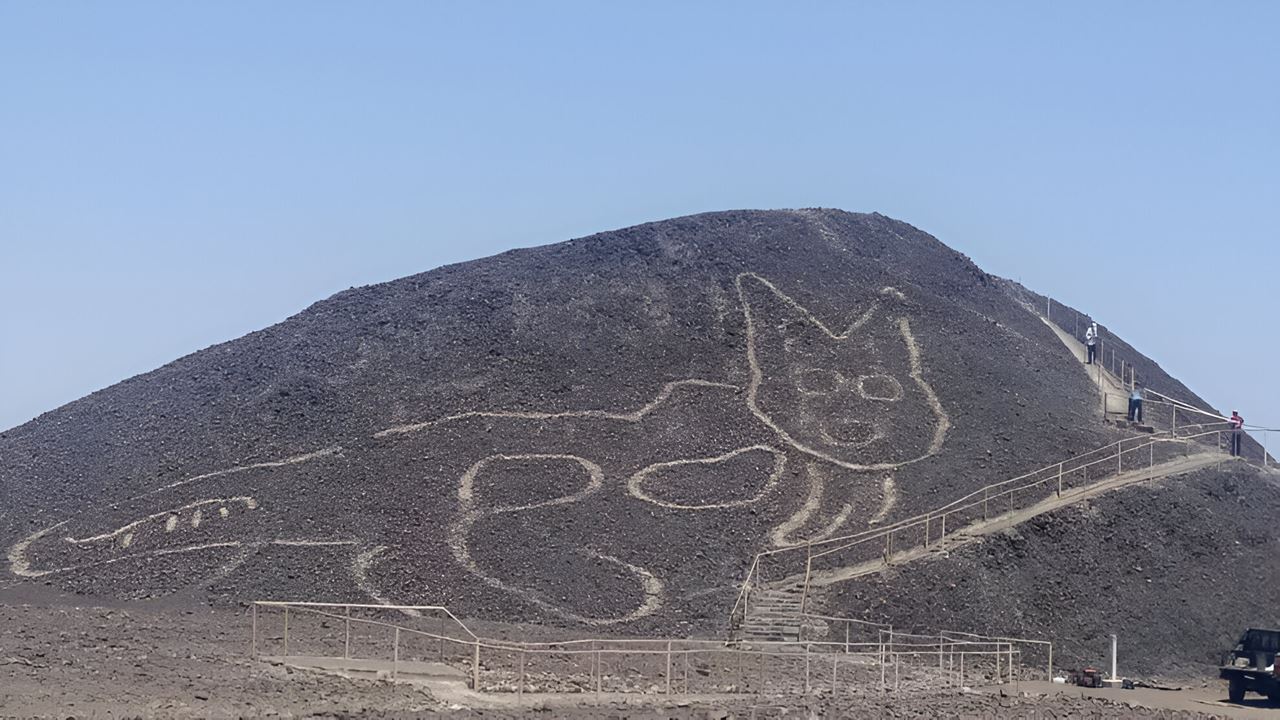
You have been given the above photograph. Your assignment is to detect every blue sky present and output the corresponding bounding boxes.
[1,1,1276,436]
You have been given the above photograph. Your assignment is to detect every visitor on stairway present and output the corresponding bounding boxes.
[1085,323,1098,364]
[1229,411,1244,456]
[1128,386,1144,423]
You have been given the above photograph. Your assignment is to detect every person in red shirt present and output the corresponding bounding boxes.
[1229,411,1244,456]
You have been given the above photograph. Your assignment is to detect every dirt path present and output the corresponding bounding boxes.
[1012,680,1280,719]
[1039,316,1132,415]
[808,451,1225,587]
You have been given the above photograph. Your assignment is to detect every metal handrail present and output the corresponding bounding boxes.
[251,599,1035,694]
[729,428,1228,632]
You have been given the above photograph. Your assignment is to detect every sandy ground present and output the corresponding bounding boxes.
[3,586,1276,719]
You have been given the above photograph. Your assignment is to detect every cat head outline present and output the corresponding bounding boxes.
[736,272,950,471]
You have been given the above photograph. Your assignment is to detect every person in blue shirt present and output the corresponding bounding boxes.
[1128,385,1144,423]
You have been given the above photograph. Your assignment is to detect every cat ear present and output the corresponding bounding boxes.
[839,286,907,336]
[736,273,827,347]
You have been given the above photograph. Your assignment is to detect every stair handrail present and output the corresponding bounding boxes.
[730,429,1227,633]
[755,429,1195,564]
[807,429,1221,564]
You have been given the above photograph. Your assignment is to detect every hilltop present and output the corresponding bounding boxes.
[1,209,1272,672]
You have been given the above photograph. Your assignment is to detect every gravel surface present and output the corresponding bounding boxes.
[0,207,1273,702]
[0,209,1110,634]
[821,463,1280,677]
[0,594,1243,718]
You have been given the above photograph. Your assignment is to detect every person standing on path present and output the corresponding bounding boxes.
[1128,386,1144,423]
[1229,411,1244,456]
[1085,323,1099,365]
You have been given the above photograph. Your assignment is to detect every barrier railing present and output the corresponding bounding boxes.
[1039,296,1275,466]
[730,429,1228,633]
[249,601,1031,696]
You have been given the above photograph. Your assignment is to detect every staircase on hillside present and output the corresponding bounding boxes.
[734,450,1228,643]
[738,583,819,644]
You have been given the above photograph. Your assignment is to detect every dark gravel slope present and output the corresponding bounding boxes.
[0,208,1163,634]
[820,462,1280,676]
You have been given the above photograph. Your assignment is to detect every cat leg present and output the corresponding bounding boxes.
[449,453,664,625]
[769,462,853,548]
[868,472,897,525]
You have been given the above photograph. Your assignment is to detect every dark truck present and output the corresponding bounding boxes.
[1220,628,1280,704]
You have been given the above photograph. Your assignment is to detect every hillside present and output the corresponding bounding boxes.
[0,209,1266,655]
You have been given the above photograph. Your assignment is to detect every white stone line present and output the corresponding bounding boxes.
[65,497,257,545]
[447,453,662,624]
[6,524,64,577]
[458,454,603,513]
[769,463,854,548]
[819,425,885,449]
[351,545,422,616]
[770,463,826,547]
[376,379,739,438]
[898,317,951,457]
[738,272,950,471]
[625,445,786,510]
[449,516,663,625]
[868,473,897,525]
[152,541,242,556]
[143,447,341,498]
[270,540,361,547]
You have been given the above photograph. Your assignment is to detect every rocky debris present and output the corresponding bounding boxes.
[0,207,1271,683]
[821,463,1280,676]
[0,208,1111,632]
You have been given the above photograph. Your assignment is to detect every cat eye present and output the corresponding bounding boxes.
[855,374,904,402]
[794,368,904,402]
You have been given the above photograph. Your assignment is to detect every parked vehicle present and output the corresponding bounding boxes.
[1219,628,1280,704]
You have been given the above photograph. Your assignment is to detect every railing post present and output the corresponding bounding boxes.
[251,603,257,659]
[845,621,850,653]
[924,515,930,548]
[1057,462,1063,496]
[983,488,988,519]
[758,646,766,694]
[393,627,400,680]
[737,648,744,693]
[801,543,813,614]
[473,641,481,691]
[804,643,811,694]
[517,649,525,702]
[595,645,602,695]
[666,641,673,695]
[438,614,445,662]
[344,606,351,660]
[1048,643,1054,682]
[283,606,290,657]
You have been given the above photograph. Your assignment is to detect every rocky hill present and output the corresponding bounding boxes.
[1,209,1272,666]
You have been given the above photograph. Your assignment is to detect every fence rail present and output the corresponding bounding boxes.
[250,601,1035,696]
[730,428,1230,634]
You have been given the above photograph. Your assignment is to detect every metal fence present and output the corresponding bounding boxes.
[250,601,1032,696]
[730,428,1228,635]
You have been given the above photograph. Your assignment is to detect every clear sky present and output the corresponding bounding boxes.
[2,1,1276,435]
